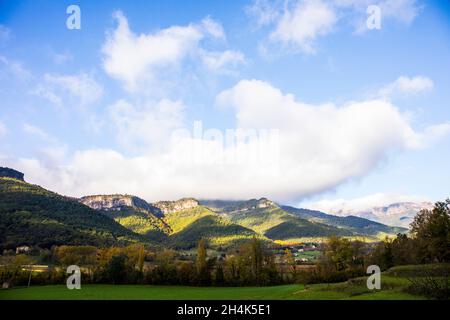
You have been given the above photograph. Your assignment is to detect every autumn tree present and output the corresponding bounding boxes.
[284,249,297,280]
[196,238,210,285]
[410,199,450,262]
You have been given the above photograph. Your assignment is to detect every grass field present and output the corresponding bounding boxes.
[0,274,425,300]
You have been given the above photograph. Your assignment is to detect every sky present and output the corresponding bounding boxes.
[0,0,449,211]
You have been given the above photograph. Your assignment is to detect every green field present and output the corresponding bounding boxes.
[0,274,425,300]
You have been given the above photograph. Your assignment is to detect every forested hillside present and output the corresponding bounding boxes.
[0,176,143,249]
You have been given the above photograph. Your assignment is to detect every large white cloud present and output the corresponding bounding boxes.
[102,11,244,91]
[11,79,449,202]
[108,98,185,151]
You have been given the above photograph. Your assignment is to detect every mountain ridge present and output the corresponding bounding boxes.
[0,167,414,250]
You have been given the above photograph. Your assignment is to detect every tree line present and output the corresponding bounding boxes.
[0,237,283,287]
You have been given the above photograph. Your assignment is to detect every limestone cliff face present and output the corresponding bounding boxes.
[153,198,199,214]
[80,194,163,217]
[0,167,25,181]
[255,198,275,209]
[80,195,200,216]
[234,198,277,212]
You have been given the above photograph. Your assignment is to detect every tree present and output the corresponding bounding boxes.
[152,249,177,284]
[391,233,417,265]
[106,254,130,284]
[215,264,225,286]
[250,237,264,283]
[410,199,450,262]
[0,254,31,287]
[224,255,239,285]
[178,261,195,285]
[368,237,394,270]
[56,246,97,266]
[284,249,297,280]
[196,238,210,285]
[324,236,355,271]
[137,245,145,273]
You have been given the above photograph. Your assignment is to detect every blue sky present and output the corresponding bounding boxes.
[0,0,449,210]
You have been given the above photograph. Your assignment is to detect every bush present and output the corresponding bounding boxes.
[406,274,449,300]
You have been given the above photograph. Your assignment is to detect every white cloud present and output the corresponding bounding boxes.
[380,0,422,24]
[269,0,337,53]
[301,192,434,227]
[214,80,448,198]
[102,11,244,91]
[334,0,422,33]
[248,0,423,54]
[32,73,103,107]
[31,85,63,107]
[14,79,449,202]
[379,76,434,98]
[200,16,225,39]
[44,73,103,106]
[0,55,32,80]
[200,50,245,72]
[108,98,185,151]
[413,123,450,148]
[102,11,202,90]
[245,0,280,27]
[304,193,429,214]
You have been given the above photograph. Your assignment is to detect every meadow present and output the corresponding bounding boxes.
[0,273,426,300]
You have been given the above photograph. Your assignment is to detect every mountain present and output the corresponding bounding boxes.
[0,166,411,250]
[346,202,434,228]
[80,195,170,241]
[0,170,144,249]
[202,198,354,241]
[281,206,406,236]
[201,198,407,240]
[164,205,260,249]
[80,196,259,249]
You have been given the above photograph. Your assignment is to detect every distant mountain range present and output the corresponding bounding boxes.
[1,167,420,250]
[317,202,434,228]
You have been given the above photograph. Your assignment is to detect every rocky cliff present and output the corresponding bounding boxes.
[80,194,163,217]
[153,198,199,214]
